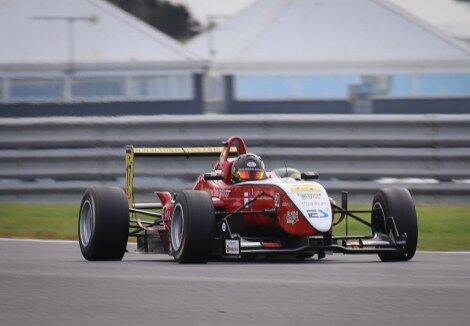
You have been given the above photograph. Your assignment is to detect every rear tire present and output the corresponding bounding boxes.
[78,187,129,261]
[372,187,418,262]
[170,191,215,263]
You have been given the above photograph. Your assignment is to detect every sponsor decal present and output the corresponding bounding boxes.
[288,183,320,193]
[219,189,231,198]
[243,190,253,208]
[311,200,330,207]
[300,200,331,208]
[133,146,237,155]
[297,192,322,200]
[318,209,330,218]
[225,239,240,254]
[281,201,294,208]
[247,161,257,168]
[274,193,280,208]
[209,188,231,198]
[286,211,299,225]
[307,209,330,219]
[300,201,316,208]
[307,209,318,218]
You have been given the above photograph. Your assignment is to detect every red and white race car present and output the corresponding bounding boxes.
[78,136,418,263]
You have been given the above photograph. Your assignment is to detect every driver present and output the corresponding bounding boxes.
[231,153,267,183]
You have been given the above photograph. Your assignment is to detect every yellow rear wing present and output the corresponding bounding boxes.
[125,145,237,207]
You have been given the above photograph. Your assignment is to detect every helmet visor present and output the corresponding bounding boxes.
[236,170,266,181]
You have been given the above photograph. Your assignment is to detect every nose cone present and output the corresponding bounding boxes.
[281,181,333,233]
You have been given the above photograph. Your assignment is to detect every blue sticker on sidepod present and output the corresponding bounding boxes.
[318,209,329,218]
[307,209,330,219]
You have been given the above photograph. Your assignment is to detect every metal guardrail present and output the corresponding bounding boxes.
[1,114,469,203]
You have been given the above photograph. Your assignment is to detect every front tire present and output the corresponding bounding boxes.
[372,187,418,262]
[170,190,215,263]
[78,187,129,261]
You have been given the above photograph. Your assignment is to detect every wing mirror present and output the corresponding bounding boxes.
[204,171,224,181]
[301,171,319,180]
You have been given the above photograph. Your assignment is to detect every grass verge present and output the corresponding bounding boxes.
[0,203,469,251]
[0,203,79,240]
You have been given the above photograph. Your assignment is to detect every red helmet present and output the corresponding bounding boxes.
[231,153,266,183]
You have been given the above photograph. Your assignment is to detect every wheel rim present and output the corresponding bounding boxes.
[171,203,184,251]
[372,201,387,234]
[79,199,94,247]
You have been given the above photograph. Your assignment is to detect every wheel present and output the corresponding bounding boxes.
[170,190,215,263]
[371,187,418,262]
[78,187,129,261]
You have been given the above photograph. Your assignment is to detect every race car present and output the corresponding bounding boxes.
[78,136,418,263]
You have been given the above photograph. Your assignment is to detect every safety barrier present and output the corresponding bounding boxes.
[1,114,469,203]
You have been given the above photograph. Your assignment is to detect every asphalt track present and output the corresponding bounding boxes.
[0,239,469,326]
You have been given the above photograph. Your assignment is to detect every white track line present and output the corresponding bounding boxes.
[0,238,78,244]
[419,251,470,255]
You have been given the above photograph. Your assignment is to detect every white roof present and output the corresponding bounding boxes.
[0,0,202,67]
[187,0,470,73]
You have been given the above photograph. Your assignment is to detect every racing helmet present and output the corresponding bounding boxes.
[231,153,267,183]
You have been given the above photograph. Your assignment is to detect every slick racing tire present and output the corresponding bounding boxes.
[371,187,418,262]
[78,187,129,261]
[170,190,215,264]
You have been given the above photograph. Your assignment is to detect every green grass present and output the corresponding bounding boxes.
[0,203,79,240]
[0,203,469,251]
[333,204,470,251]
[413,205,470,251]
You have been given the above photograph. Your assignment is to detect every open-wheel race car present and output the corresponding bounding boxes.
[78,136,418,263]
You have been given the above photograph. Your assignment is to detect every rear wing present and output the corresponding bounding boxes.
[125,145,237,207]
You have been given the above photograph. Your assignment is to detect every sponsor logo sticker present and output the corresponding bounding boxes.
[307,209,330,219]
[286,211,299,224]
[243,190,253,208]
[318,209,330,218]
[297,192,322,200]
[209,188,231,198]
[274,193,280,208]
[307,209,318,218]
[225,239,240,254]
[288,183,320,193]
[247,161,257,168]
[219,189,231,198]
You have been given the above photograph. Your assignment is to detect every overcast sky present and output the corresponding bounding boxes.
[170,0,470,38]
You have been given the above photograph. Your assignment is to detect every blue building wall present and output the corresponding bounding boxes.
[225,75,470,114]
[0,74,204,117]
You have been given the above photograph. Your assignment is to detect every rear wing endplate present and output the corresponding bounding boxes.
[125,145,237,207]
